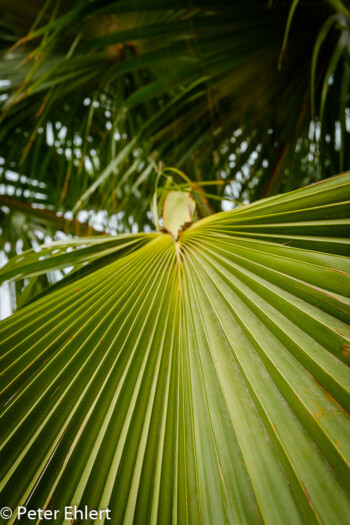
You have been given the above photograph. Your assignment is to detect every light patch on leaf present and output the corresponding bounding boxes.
[162,191,195,240]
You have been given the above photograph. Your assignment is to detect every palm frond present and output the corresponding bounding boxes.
[0,0,349,236]
[1,173,349,523]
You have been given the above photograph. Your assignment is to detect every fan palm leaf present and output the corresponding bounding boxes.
[1,173,349,523]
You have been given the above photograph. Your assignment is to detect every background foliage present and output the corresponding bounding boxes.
[0,0,349,232]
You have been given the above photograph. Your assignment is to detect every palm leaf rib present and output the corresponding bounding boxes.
[0,174,350,524]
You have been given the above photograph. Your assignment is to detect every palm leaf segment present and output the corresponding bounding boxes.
[1,173,350,523]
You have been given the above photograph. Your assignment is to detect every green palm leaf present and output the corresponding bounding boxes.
[1,173,350,523]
